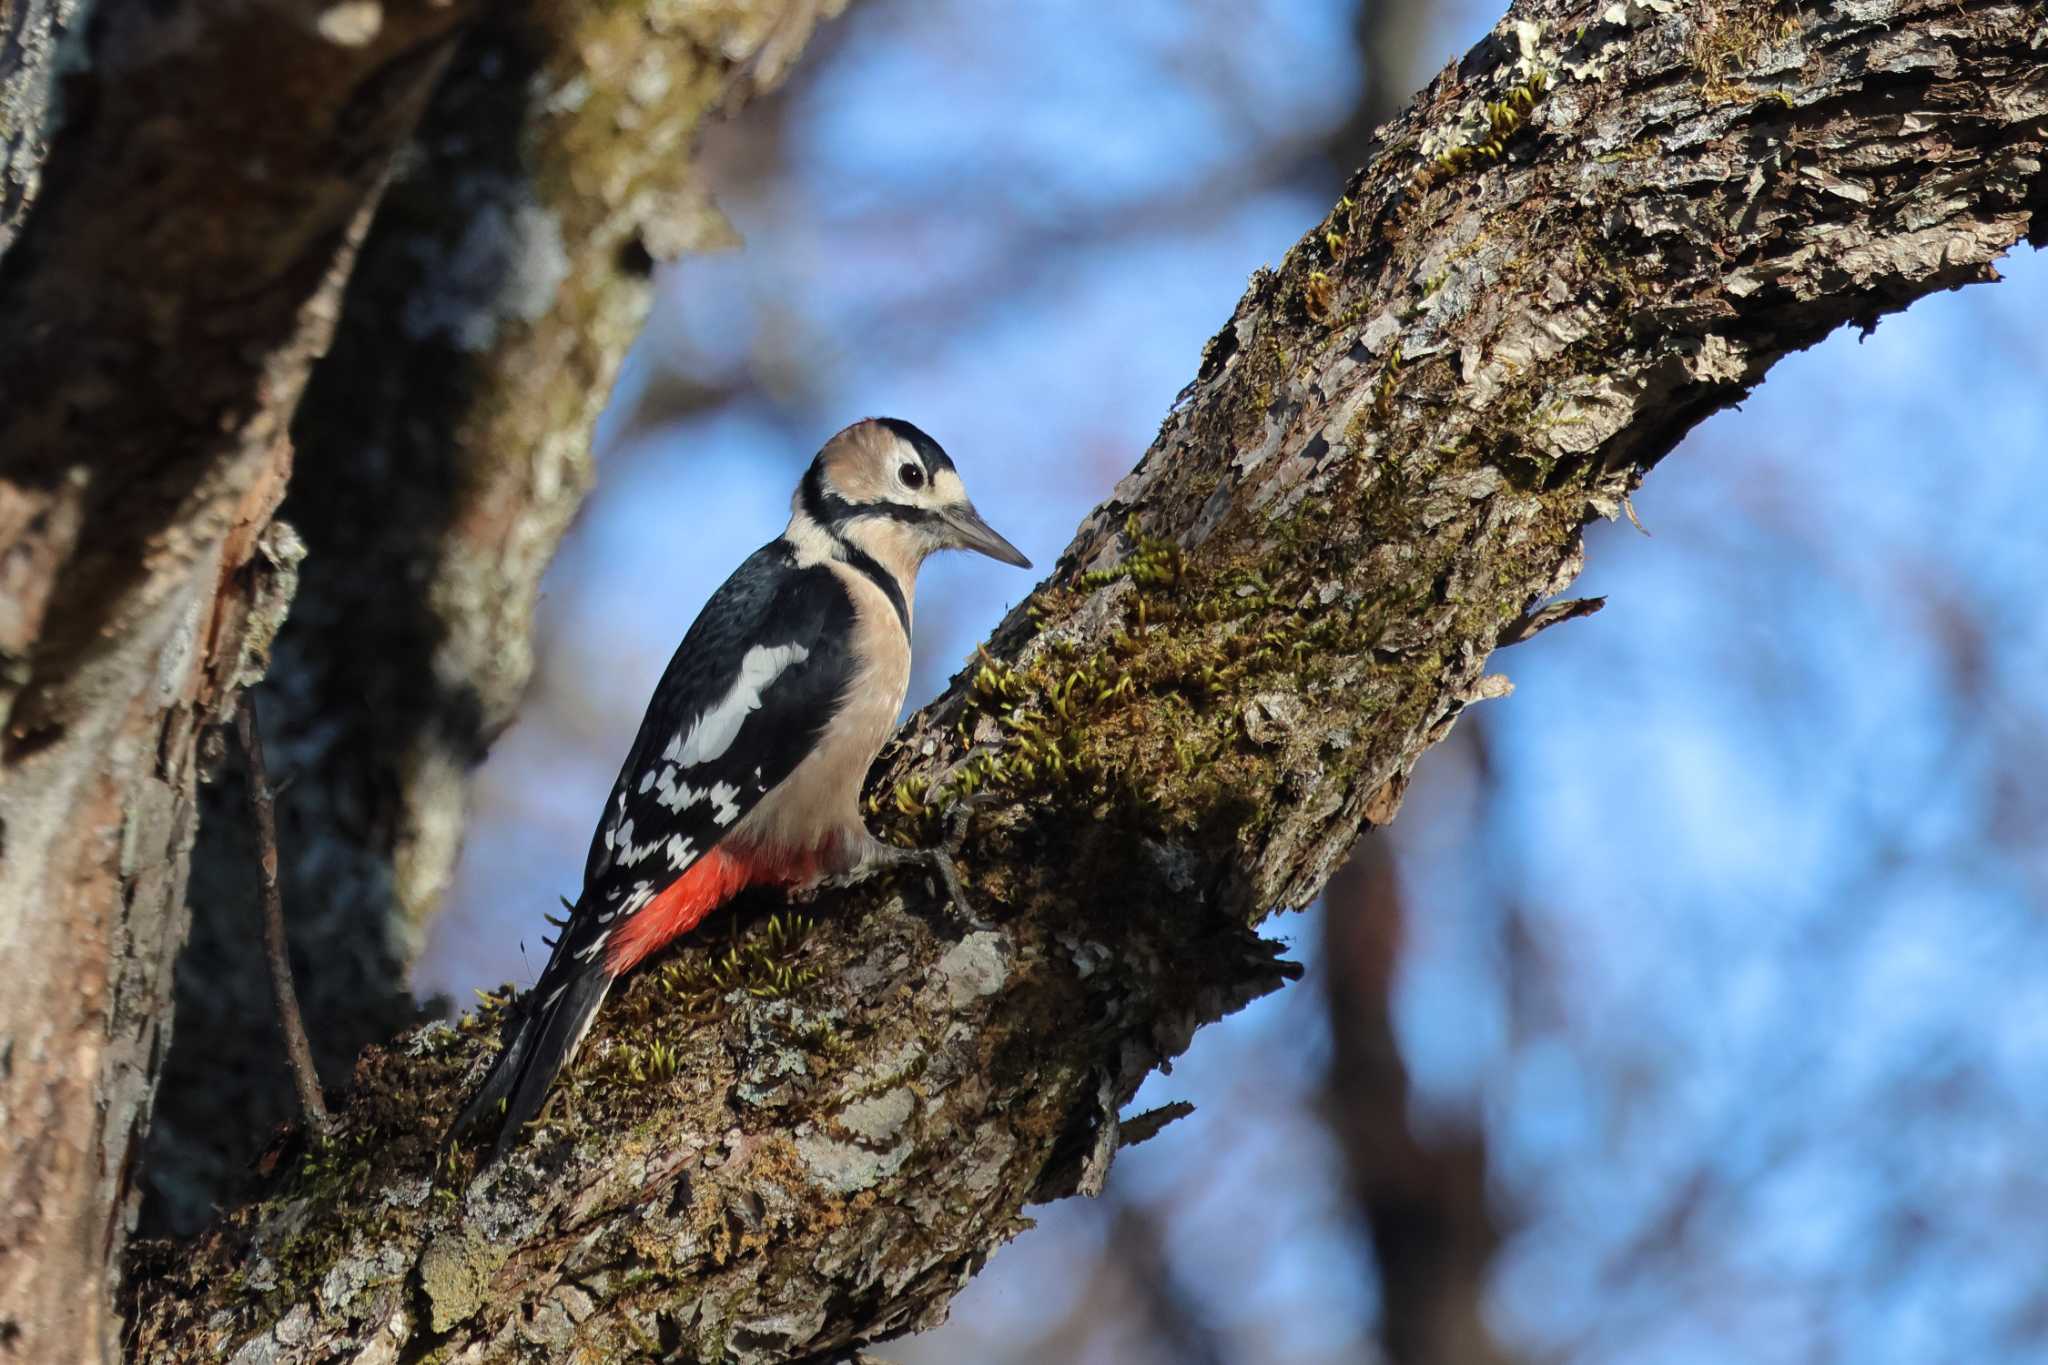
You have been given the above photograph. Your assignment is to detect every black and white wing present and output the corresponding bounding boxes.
[577,540,856,934]
[451,541,858,1159]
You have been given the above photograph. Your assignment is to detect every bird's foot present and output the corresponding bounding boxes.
[820,797,997,930]
[864,841,990,930]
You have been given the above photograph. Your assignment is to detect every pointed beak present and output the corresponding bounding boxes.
[942,503,1032,568]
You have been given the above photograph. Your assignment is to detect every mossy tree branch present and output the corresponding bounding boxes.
[125,1,2047,1361]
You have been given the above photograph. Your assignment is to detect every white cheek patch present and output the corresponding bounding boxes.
[785,509,838,566]
[665,643,811,768]
[930,467,966,507]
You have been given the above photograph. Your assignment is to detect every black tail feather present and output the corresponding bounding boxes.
[449,1009,534,1145]
[451,959,613,1164]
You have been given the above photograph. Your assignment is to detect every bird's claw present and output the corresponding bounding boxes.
[803,797,998,929]
[941,790,999,853]
[843,840,989,931]
[916,842,992,932]
[825,796,996,930]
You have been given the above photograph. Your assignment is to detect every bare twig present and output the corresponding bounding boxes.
[233,694,329,1133]
[1117,1100,1196,1149]
[1496,596,1606,648]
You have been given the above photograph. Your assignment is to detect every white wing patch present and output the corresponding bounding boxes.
[609,815,694,872]
[664,643,810,768]
[595,880,657,924]
[663,833,694,869]
[595,643,808,886]
[645,765,743,826]
[596,879,655,924]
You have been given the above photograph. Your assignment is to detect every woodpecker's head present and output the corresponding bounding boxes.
[795,418,1032,574]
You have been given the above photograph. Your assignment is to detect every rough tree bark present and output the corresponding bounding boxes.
[101,0,2048,1360]
[0,0,850,1358]
[0,1,478,1355]
[0,0,78,254]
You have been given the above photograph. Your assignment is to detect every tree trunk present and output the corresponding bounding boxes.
[0,0,848,1359]
[0,2,474,1355]
[114,1,2048,1361]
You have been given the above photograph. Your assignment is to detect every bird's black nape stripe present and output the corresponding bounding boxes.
[841,543,911,636]
[801,460,860,528]
[875,416,955,476]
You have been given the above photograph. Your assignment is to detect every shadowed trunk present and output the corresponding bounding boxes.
[0,2,474,1353]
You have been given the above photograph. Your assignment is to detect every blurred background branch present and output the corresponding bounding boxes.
[1324,824,1520,1365]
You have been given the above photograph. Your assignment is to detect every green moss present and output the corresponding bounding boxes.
[1688,9,1800,102]
[207,1031,484,1325]
[419,1232,508,1333]
[1373,341,1405,418]
[1078,516,1184,592]
[598,911,822,1070]
[866,454,1517,866]
[1417,69,1549,188]
[1595,138,1662,164]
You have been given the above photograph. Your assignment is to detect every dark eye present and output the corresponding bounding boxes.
[898,462,925,489]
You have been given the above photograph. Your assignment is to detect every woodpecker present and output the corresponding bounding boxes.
[454,417,1030,1160]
